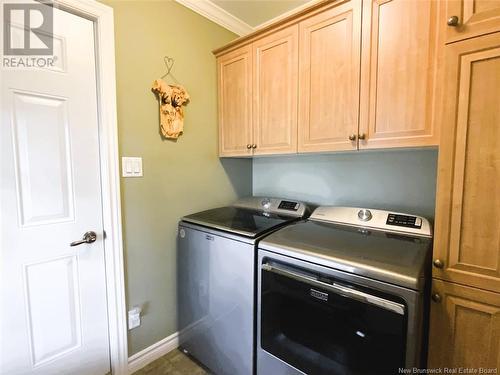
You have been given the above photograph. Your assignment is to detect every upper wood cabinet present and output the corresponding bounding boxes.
[217,26,298,157]
[359,0,443,149]
[445,0,500,43]
[433,32,500,294]
[217,45,253,157]
[428,279,500,369]
[215,0,444,156]
[298,0,361,153]
[253,25,298,155]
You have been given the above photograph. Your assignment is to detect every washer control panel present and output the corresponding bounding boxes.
[278,200,300,211]
[261,198,271,209]
[233,197,309,217]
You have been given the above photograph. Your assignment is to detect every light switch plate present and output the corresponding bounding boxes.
[122,157,143,177]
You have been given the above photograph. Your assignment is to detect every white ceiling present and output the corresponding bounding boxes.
[175,0,318,36]
[212,0,311,27]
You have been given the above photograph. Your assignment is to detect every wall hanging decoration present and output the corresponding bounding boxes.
[151,56,190,139]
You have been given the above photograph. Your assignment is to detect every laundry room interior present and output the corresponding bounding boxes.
[1,0,498,374]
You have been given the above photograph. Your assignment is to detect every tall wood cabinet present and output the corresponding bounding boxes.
[429,24,500,371]
[433,32,500,293]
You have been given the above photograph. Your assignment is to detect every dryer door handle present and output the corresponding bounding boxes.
[262,263,405,315]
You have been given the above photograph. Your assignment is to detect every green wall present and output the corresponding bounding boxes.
[101,0,249,356]
[253,149,438,220]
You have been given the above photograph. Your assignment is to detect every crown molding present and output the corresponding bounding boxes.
[174,0,254,36]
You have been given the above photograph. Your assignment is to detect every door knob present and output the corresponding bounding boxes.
[433,259,444,269]
[348,134,357,141]
[70,231,97,247]
[431,293,442,303]
[246,144,252,149]
[252,144,257,149]
[358,133,366,140]
[447,15,459,26]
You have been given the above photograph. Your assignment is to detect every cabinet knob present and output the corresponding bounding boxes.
[358,133,366,140]
[348,134,357,141]
[447,15,459,26]
[433,259,444,269]
[246,144,252,149]
[431,293,442,303]
[252,144,257,149]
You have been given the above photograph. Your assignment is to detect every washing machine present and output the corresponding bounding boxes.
[177,197,310,375]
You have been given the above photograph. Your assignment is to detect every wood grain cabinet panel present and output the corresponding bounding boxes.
[433,32,500,293]
[297,0,361,153]
[446,0,500,43]
[428,280,500,369]
[359,0,443,149]
[217,45,253,157]
[253,25,298,155]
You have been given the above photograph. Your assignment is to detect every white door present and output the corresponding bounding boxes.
[1,2,111,374]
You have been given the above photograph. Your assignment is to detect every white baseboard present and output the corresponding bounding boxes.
[127,331,179,374]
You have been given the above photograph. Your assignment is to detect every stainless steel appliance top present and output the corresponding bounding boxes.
[181,197,310,238]
[259,206,433,291]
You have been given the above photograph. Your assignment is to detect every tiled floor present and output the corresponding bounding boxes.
[132,349,208,375]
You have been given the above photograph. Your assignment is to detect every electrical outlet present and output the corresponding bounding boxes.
[128,306,142,330]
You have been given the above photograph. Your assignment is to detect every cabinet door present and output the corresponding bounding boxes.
[298,1,361,153]
[217,45,253,157]
[253,25,298,155]
[433,32,500,293]
[428,279,500,369]
[446,0,500,43]
[359,0,443,149]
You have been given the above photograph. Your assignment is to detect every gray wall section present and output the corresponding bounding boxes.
[253,148,438,220]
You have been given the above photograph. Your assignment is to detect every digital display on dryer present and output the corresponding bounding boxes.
[386,213,422,229]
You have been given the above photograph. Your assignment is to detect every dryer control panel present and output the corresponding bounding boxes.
[386,213,422,229]
[310,206,432,238]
